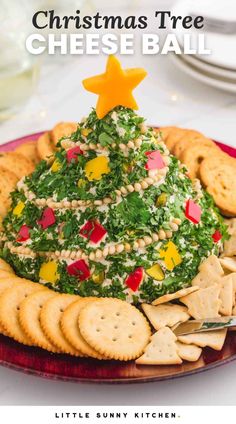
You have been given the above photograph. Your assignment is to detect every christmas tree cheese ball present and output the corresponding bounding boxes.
[0,56,228,303]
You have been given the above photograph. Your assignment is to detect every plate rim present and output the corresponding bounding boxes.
[1,336,236,385]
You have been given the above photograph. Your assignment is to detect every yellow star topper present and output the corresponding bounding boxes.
[82,55,147,119]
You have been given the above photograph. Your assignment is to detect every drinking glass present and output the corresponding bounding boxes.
[0,0,40,120]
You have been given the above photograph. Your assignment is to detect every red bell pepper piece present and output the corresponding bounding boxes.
[125,267,144,292]
[16,224,30,242]
[212,230,222,243]
[80,220,107,244]
[38,207,56,229]
[145,151,165,170]
[185,199,201,224]
[67,259,90,281]
[66,146,83,163]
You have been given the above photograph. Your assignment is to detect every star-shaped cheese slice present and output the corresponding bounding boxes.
[82,55,147,119]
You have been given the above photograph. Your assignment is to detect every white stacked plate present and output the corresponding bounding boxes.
[170,0,236,93]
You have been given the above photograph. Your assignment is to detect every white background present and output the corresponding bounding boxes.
[0,0,236,406]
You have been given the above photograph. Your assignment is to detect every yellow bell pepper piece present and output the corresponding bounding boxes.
[81,128,92,137]
[39,261,59,284]
[146,264,164,281]
[92,271,105,284]
[85,156,110,181]
[13,201,25,216]
[51,159,61,172]
[159,241,182,271]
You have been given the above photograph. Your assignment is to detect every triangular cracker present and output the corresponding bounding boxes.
[219,275,233,316]
[152,286,199,306]
[223,234,236,257]
[225,218,236,235]
[136,327,182,365]
[178,329,227,351]
[176,341,202,362]
[180,285,221,319]
[192,255,224,289]
[231,273,236,306]
[220,257,236,273]
[199,255,224,275]
[142,303,189,331]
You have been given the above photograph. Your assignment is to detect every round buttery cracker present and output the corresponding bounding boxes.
[199,155,236,216]
[0,281,47,344]
[179,142,222,179]
[61,297,105,359]
[172,131,212,158]
[0,258,14,273]
[36,132,55,162]
[0,166,18,217]
[158,126,176,142]
[0,277,27,335]
[0,270,15,279]
[79,298,151,361]
[152,286,199,306]
[51,122,77,146]
[40,293,82,356]
[15,141,40,165]
[165,127,188,152]
[19,290,62,353]
[0,152,34,179]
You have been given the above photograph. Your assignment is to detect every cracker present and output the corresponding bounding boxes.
[223,235,236,257]
[0,270,14,279]
[136,327,182,365]
[192,255,224,289]
[152,286,199,306]
[158,126,176,142]
[199,255,224,275]
[176,341,202,362]
[0,281,47,344]
[19,290,61,352]
[165,127,187,152]
[225,218,236,236]
[0,258,14,273]
[220,257,236,273]
[180,285,221,319]
[36,132,55,162]
[0,152,34,179]
[178,329,227,351]
[142,303,189,331]
[173,131,210,158]
[79,298,151,361]
[0,166,18,217]
[0,277,34,294]
[40,293,82,356]
[199,155,236,216]
[15,141,40,165]
[219,275,233,316]
[61,297,105,359]
[179,142,221,179]
[51,122,77,146]
[231,273,236,306]
[192,269,220,289]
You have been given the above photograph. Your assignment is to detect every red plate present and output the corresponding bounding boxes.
[0,131,236,384]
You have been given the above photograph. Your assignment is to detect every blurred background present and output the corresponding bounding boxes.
[0,0,236,144]
[1,0,236,407]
